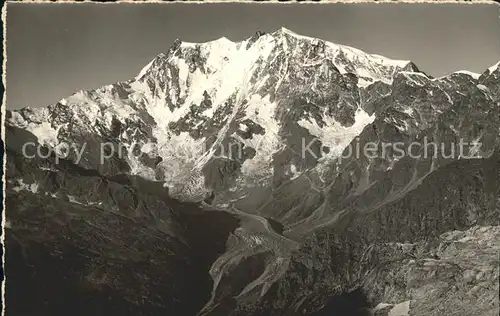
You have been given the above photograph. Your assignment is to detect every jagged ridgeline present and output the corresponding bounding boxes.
[5,28,500,316]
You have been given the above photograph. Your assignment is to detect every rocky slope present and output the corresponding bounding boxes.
[4,29,499,316]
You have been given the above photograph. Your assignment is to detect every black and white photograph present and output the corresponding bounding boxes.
[2,2,500,316]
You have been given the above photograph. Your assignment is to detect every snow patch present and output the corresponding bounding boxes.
[68,195,85,205]
[135,57,157,80]
[298,108,375,159]
[456,70,480,79]
[176,57,190,101]
[27,121,59,147]
[12,179,39,194]
[154,128,207,194]
[237,94,282,182]
[399,71,429,86]
[477,84,489,92]
[289,164,301,180]
[388,300,411,316]
[487,61,500,74]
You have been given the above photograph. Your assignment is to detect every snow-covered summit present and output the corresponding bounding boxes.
[485,61,500,76]
[10,28,417,200]
[8,28,498,203]
[137,27,416,91]
[488,61,500,72]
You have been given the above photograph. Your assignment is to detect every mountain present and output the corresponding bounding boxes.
[4,28,500,316]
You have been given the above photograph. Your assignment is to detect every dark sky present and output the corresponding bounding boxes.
[6,2,500,109]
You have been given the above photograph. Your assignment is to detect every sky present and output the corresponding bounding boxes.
[5,2,500,109]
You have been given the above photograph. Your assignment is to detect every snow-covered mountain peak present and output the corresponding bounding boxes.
[488,61,500,72]
[485,61,500,76]
[133,28,417,98]
[455,70,481,79]
[269,28,413,72]
[16,28,497,203]
[6,29,427,198]
[6,26,500,316]
[272,26,315,40]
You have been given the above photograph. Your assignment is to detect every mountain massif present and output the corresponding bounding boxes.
[4,28,500,316]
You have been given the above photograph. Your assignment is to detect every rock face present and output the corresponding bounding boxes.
[4,28,499,316]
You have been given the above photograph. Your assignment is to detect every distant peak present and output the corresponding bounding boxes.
[276,27,305,37]
[271,27,314,41]
[455,70,480,79]
[178,36,234,48]
[487,61,500,74]
[211,36,234,44]
[278,26,293,33]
